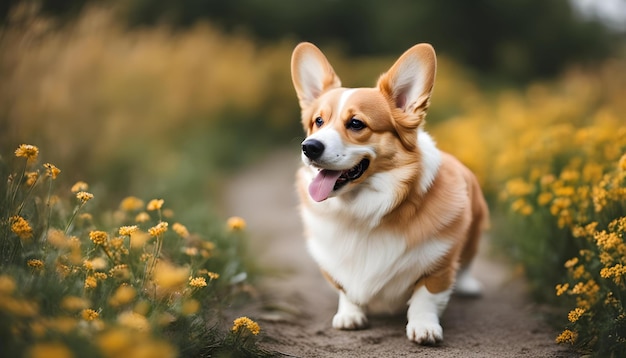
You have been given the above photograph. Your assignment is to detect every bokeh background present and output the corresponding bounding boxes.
[1,0,624,212]
[2,0,626,355]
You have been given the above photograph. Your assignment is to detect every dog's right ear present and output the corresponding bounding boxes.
[291,42,342,109]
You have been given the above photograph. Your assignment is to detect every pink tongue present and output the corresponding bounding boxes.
[309,169,342,202]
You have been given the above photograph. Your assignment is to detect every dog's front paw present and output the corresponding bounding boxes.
[332,311,368,330]
[406,320,443,345]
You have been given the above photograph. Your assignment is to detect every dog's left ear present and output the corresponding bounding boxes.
[291,42,342,109]
[377,44,436,123]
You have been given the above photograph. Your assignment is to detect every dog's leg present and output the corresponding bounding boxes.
[454,267,482,296]
[406,285,452,344]
[332,291,368,330]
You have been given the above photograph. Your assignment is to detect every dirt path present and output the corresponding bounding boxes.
[223,150,578,358]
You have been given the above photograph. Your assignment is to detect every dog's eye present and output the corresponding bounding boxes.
[314,117,324,127]
[347,118,366,131]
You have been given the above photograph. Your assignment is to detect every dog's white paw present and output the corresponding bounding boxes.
[332,311,368,330]
[406,320,443,345]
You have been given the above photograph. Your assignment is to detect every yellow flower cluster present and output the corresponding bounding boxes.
[76,191,94,203]
[43,163,61,179]
[27,259,44,270]
[147,199,164,211]
[10,215,33,240]
[89,231,109,246]
[148,222,168,237]
[15,144,39,162]
[189,276,207,288]
[231,316,260,335]
[227,216,246,231]
[555,329,578,345]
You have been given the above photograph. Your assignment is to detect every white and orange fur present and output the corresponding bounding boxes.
[291,42,489,344]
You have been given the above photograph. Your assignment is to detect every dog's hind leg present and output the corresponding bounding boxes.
[455,172,489,297]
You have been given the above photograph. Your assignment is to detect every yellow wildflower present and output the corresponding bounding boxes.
[595,231,621,250]
[26,171,39,187]
[232,316,260,335]
[568,307,585,322]
[554,186,575,198]
[130,231,150,249]
[537,192,553,206]
[93,272,108,280]
[119,225,138,236]
[181,299,200,316]
[540,174,555,188]
[505,178,533,196]
[153,261,189,289]
[120,196,144,211]
[109,264,131,281]
[0,275,17,295]
[555,283,569,296]
[60,296,90,312]
[0,296,38,316]
[117,311,150,331]
[227,216,247,231]
[15,144,39,163]
[109,285,136,307]
[183,247,198,256]
[555,329,578,344]
[47,229,69,248]
[207,272,220,280]
[147,199,164,211]
[110,237,125,250]
[10,215,33,240]
[85,276,98,289]
[89,231,108,246]
[559,170,579,182]
[97,330,132,356]
[572,265,585,279]
[598,251,614,265]
[27,342,73,358]
[70,181,89,193]
[76,191,94,203]
[148,222,168,237]
[134,300,151,316]
[172,223,189,238]
[600,264,626,284]
[27,259,44,270]
[189,277,207,288]
[564,257,578,269]
[135,212,150,223]
[43,163,61,179]
[82,308,99,321]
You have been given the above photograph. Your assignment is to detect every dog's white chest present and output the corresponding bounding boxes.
[304,212,453,311]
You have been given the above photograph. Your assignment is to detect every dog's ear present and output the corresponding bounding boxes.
[291,42,342,109]
[377,44,436,123]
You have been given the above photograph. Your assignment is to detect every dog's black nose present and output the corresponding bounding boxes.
[302,139,325,160]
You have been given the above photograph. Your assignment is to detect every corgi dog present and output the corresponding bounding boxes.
[290,42,489,344]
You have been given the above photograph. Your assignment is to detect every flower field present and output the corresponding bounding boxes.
[432,61,626,356]
[1,145,267,357]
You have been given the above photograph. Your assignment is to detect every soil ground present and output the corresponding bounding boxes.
[223,150,579,358]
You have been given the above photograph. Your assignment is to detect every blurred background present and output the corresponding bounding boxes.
[0,0,624,218]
